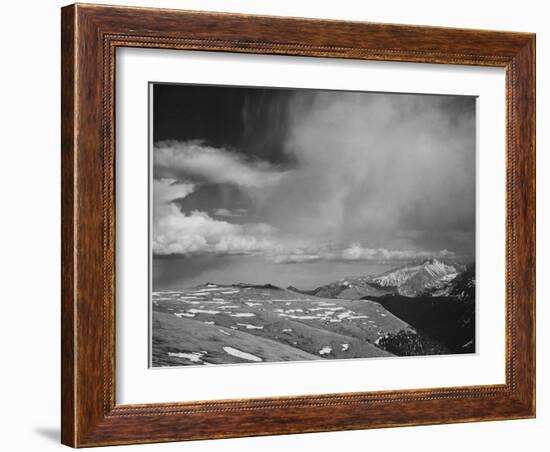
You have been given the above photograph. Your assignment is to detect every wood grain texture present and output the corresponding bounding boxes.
[60,5,76,446]
[61,3,536,447]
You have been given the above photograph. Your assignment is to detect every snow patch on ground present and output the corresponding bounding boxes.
[288,315,318,320]
[308,307,343,312]
[174,312,195,318]
[270,299,307,302]
[223,347,262,362]
[337,312,352,319]
[230,313,256,318]
[237,323,263,330]
[341,343,350,351]
[319,346,332,355]
[167,351,204,362]
[188,309,220,314]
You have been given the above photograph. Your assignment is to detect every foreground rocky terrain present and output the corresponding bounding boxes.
[152,284,405,366]
[152,259,474,366]
[152,259,474,367]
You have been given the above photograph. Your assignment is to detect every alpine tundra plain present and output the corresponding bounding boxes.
[152,259,475,366]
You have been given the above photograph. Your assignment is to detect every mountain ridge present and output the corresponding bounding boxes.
[289,258,471,299]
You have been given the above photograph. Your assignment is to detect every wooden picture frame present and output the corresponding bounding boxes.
[61,3,535,447]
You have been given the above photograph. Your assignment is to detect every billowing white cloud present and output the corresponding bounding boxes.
[154,140,286,189]
[271,244,453,264]
[153,206,281,256]
[153,176,456,262]
[340,244,454,261]
[213,208,245,218]
[153,178,280,256]
[152,93,474,266]
[153,178,194,218]
[270,252,321,264]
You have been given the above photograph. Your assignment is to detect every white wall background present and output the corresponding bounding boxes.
[0,1,546,450]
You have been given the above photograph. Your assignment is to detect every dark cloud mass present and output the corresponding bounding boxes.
[152,83,476,289]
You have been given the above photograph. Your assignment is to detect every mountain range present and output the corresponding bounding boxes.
[287,259,476,353]
[291,258,470,299]
[152,258,476,366]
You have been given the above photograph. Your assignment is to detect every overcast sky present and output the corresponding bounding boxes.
[151,83,476,289]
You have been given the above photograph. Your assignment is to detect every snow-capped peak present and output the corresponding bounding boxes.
[372,259,459,296]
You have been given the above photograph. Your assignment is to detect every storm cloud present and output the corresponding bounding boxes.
[151,84,475,288]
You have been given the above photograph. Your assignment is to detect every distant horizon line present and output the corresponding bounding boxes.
[152,257,475,292]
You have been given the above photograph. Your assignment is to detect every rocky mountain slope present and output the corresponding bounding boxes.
[293,258,467,299]
[289,276,393,300]
[370,258,465,296]
[365,265,476,353]
[285,260,475,354]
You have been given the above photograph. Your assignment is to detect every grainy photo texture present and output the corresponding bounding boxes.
[150,83,476,367]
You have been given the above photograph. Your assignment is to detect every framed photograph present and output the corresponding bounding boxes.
[61,3,535,447]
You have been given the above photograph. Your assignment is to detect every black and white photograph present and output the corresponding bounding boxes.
[150,83,477,367]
